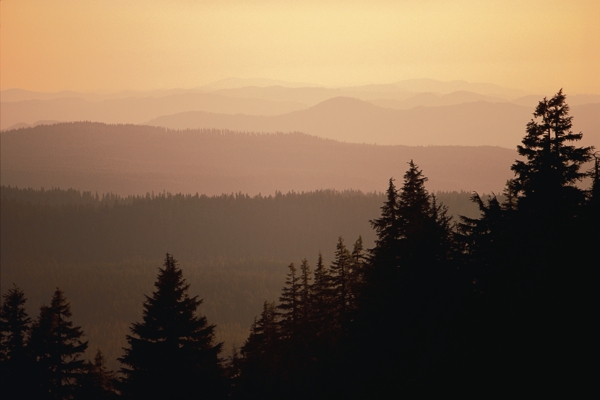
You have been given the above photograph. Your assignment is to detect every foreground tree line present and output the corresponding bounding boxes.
[1,90,598,398]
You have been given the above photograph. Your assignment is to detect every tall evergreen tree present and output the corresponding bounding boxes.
[311,252,331,323]
[369,178,401,269]
[29,288,88,400]
[298,259,312,329]
[0,285,33,399]
[276,263,301,340]
[509,89,593,214]
[119,253,224,400]
[454,91,597,396]
[236,301,280,400]
[348,236,367,314]
[329,237,353,332]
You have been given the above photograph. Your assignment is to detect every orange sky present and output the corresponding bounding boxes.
[2,0,599,94]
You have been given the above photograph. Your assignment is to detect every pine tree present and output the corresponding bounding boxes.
[0,285,33,399]
[509,89,593,214]
[276,263,301,340]
[29,288,89,399]
[242,301,278,361]
[119,253,224,400]
[298,259,312,329]
[369,178,401,268]
[396,160,435,266]
[311,252,332,323]
[329,237,353,332]
[453,91,597,395]
[348,236,367,313]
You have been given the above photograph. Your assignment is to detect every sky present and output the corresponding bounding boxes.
[2,0,599,94]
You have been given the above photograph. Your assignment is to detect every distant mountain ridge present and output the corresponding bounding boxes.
[0,93,306,130]
[1,122,517,195]
[146,97,600,148]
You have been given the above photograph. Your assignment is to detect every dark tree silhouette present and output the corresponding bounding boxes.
[311,252,332,326]
[276,263,301,340]
[509,89,593,214]
[237,301,280,399]
[0,285,33,399]
[119,253,225,400]
[329,237,353,332]
[29,288,89,399]
[454,91,598,396]
[77,349,117,399]
[369,178,401,269]
[298,259,312,330]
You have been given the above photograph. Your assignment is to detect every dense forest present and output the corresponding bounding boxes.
[0,185,479,370]
[1,91,598,398]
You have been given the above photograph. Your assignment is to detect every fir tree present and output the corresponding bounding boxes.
[29,288,88,400]
[329,237,353,331]
[348,236,367,313]
[396,160,446,268]
[453,91,597,395]
[369,178,401,268]
[276,263,301,339]
[509,89,593,214]
[0,285,33,399]
[119,253,224,400]
[242,301,278,361]
[298,259,312,328]
[311,252,332,323]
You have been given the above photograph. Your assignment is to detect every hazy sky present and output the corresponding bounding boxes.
[2,0,599,94]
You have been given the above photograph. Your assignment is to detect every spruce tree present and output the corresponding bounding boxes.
[0,285,33,399]
[119,253,224,400]
[348,236,367,314]
[298,259,312,329]
[454,91,597,395]
[396,160,447,268]
[369,178,401,269]
[310,252,335,344]
[509,89,593,214]
[311,252,331,322]
[276,263,301,340]
[29,288,88,399]
[238,301,279,397]
[329,237,353,332]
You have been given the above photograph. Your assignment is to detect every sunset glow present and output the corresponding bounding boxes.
[2,0,599,93]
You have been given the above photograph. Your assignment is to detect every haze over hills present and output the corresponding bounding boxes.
[3,79,598,148]
[146,98,600,148]
[0,122,516,196]
[0,92,306,130]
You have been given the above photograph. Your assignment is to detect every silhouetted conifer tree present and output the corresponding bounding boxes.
[29,288,88,399]
[454,91,597,396]
[509,89,593,214]
[119,253,224,400]
[311,252,332,324]
[298,259,312,330]
[329,237,353,332]
[0,285,33,399]
[348,236,367,315]
[369,178,401,269]
[237,301,280,399]
[276,263,301,340]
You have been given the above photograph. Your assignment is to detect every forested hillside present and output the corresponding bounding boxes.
[1,122,514,195]
[0,186,480,370]
[1,91,597,398]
